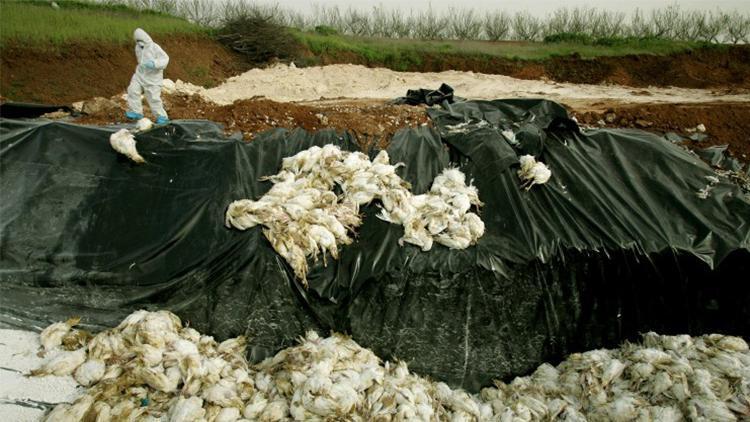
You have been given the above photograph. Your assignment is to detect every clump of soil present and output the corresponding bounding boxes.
[572,102,750,163]
[1,36,250,104]
[74,94,431,151]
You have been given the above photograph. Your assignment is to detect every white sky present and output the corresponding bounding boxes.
[271,0,750,16]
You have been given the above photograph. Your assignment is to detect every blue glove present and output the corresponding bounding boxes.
[142,60,156,70]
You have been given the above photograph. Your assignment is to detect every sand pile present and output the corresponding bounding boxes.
[165,63,750,105]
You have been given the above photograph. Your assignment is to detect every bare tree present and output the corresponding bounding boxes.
[446,7,482,40]
[512,11,542,41]
[312,4,345,33]
[414,5,447,40]
[673,10,702,41]
[650,5,681,39]
[629,8,656,37]
[697,10,727,42]
[484,11,512,41]
[726,11,750,44]
[391,10,414,38]
[569,7,596,34]
[344,7,371,36]
[546,8,570,35]
[283,9,308,30]
[592,10,626,38]
[180,0,217,26]
[369,4,390,37]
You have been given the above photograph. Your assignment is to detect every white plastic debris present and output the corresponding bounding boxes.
[697,175,721,199]
[697,123,706,133]
[225,145,484,286]
[501,129,518,146]
[444,120,489,134]
[33,310,750,422]
[109,129,145,164]
[136,117,153,132]
[517,155,552,190]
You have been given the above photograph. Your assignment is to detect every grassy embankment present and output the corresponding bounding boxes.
[0,0,241,102]
[292,29,710,71]
[0,0,204,47]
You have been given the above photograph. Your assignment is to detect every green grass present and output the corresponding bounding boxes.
[294,31,707,65]
[0,0,204,46]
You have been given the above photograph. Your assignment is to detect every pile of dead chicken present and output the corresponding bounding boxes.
[35,311,749,421]
[225,145,484,285]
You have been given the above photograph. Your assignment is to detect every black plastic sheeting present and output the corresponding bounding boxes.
[2,99,749,392]
[393,83,456,106]
[0,102,73,119]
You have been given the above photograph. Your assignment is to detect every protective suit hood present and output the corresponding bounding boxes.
[134,28,153,45]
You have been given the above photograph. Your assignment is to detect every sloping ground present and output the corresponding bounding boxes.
[74,95,750,163]
[0,36,250,104]
[573,102,750,162]
[308,45,750,89]
[75,94,431,151]
[3,40,749,105]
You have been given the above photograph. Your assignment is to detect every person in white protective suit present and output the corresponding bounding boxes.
[125,28,170,124]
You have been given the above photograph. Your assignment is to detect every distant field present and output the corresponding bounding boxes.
[0,0,204,45]
[295,31,708,65]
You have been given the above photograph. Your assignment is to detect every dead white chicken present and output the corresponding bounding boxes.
[73,358,105,386]
[43,395,94,422]
[168,396,206,421]
[109,128,145,164]
[31,347,86,376]
[136,117,154,132]
[226,145,486,286]
[39,316,80,352]
[517,155,551,190]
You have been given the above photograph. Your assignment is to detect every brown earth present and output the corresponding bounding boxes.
[74,94,431,151]
[3,37,749,105]
[571,102,750,162]
[72,93,749,164]
[314,46,750,90]
[0,36,250,104]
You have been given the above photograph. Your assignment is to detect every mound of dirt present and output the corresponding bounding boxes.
[166,63,749,106]
[311,45,750,90]
[4,37,749,106]
[1,36,250,104]
[573,102,750,163]
[544,47,750,88]
[74,94,430,151]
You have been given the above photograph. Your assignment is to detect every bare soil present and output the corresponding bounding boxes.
[74,93,749,163]
[3,38,749,105]
[314,46,750,90]
[1,36,250,104]
[571,102,750,162]
[75,94,431,151]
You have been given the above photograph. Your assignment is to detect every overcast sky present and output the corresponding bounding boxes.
[266,0,750,16]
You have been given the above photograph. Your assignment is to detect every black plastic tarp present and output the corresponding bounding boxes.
[393,83,456,106]
[0,102,72,119]
[1,99,749,392]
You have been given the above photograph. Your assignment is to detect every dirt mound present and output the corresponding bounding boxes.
[4,36,749,105]
[572,102,750,163]
[1,36,249,104]
[75,94,430,151]
[312,46,750,90]
[167,63,749,106]
[546,48,750,88]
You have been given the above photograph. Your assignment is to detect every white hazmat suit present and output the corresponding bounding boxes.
[126,28,169,122]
